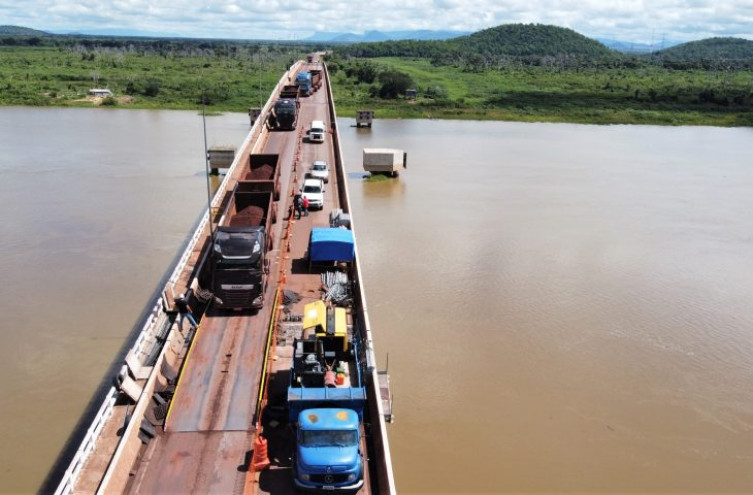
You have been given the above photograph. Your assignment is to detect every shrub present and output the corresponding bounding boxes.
[143,78,161,97]
[377,70,414,99]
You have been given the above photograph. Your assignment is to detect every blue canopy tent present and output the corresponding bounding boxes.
[309,228,355,262]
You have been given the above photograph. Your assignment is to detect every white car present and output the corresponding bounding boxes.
[307,160,330,183]
[301,178,325,210]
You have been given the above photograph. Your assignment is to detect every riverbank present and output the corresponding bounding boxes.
[330,57,753,127]
[2,46,751,126]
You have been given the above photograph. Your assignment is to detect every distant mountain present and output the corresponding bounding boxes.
[305,29,469,43]
[597,38,682,54]
[57,28,183,38]
[0,25,50,36]
[332,31,391,43]
[334,23,619,64]
[335,23,621,62]
[656,37,753,60]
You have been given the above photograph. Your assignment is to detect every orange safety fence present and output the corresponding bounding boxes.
[245,194,296,493]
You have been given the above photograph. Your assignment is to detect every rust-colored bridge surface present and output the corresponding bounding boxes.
[125,62,374,495]
[127,314,272,490]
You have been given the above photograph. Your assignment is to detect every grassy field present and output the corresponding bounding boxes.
[330,57,753,126]
[1,45,752,126]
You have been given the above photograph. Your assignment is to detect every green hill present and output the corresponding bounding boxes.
[334,23,618,63]
[658,37,753,61]
[451,24,614,58]
[0,25,50,36]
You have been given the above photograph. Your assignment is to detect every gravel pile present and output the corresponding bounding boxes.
[229,204,264,226]
[245,164,274,180]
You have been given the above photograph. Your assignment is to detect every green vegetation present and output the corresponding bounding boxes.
[337,24,617,67]
[0,25,752,126]
[330,57,753,126]
[658,37,753,64]
[364,174,392,183]
[0,38,310,110]
[329,26,753,126]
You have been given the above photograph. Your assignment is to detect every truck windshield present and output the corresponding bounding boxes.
[300,430,358,447]
[303,185,321,193]
[275,101,295,115]
[214,231,261,261]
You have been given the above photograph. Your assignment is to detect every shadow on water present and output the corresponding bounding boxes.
[346,172,369,180]
[361,177,406,199]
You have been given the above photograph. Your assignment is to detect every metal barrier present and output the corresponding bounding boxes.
[324,62,398,495]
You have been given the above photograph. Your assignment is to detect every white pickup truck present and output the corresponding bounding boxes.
[301,178,325,210]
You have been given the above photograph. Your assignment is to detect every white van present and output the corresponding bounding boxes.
[309,120,325,143]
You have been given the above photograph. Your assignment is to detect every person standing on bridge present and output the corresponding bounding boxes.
[175,293,198,330]
[293,193,303,219]
[302,196,309,216]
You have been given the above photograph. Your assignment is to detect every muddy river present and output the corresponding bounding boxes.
[1,107,752,493]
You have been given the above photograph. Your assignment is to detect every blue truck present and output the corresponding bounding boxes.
[289,299,366,491]
[294,408,364,491]
[296,71,313,96]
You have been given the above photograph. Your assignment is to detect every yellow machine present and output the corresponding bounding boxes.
[302,300,348,353]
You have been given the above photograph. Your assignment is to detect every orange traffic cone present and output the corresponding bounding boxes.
[251,435,270,471]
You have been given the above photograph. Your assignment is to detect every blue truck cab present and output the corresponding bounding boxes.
[294,408,364,491]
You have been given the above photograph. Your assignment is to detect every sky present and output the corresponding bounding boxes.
[1,0,752,43]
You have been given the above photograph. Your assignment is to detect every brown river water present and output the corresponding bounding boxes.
[2,107,753,494]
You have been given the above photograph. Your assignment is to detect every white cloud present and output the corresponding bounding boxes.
[1,0,751,41]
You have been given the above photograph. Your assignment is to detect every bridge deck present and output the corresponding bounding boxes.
[125,64,372,495]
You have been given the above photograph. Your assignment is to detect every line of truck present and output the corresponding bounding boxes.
[48,58,393,495]
[202,144,368,490]
[268,66,323,131]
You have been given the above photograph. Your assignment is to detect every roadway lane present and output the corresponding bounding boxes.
[166,313,269,433]
[128,80,306,494]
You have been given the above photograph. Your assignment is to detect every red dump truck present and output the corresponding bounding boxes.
[210,184,277,310]
[240,153,281,200]
[310,69,322,91]
[280,84,299,100]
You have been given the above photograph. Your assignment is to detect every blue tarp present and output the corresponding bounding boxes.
[310,228,354,262]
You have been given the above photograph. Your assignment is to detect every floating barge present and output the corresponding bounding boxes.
[48,59,395,495]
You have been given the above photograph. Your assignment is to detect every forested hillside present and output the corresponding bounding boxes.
[334,24,618,67]
[0,25,49,36]
[452,24,613,57]
[658,37,753,66]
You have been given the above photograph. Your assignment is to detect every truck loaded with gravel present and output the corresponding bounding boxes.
[209,183,277,310]
[240,153,281,200]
